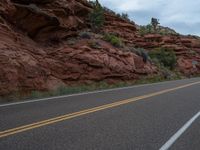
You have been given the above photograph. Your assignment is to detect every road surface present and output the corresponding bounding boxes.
[0,78,200,150]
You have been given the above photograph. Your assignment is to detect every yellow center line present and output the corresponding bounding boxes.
[0,81,200,138]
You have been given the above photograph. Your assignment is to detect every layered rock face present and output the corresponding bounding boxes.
[103,11,200,75]
[0,0,155,96]
[133,34,200,75]
[1,0,200,96]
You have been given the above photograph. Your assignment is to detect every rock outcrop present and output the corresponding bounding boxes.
[1,0,200,96]
[133,34,200,75]
[0,0,155,96]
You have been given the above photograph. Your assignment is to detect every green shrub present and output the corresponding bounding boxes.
[30,91,43,99]
[139,24,153,36]
[149,48,177,70]
[89,0,105,31]
[121,13,129,21]
[116,13,121,18]
[103,33,123,47]
[139,23,177,36]
[139,26,146,36]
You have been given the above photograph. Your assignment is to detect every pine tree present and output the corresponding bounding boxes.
[151,18,160,31]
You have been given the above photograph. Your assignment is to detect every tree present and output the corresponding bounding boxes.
[121,13,129,20]
[89,0,105,31]
[146,24,153,33]
[151,18,160,31]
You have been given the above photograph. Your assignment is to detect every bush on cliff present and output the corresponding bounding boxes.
[103,33,123,47]
[139,22,177,36]
[139,24,154,36]
[149,48,177,70]
[89,0,105,31]
[121,13,130,21]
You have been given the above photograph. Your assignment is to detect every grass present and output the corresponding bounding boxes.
[0,73,185,103]
[0,82,131,103]
[135,73,183,85]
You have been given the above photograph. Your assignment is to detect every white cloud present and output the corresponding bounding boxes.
[98,0,200,35]
[100,0,164,11]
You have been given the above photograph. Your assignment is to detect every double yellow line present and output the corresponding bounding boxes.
[1,81,200,138]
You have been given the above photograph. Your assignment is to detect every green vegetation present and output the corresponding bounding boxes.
[139,18,159,36]
[121,13,131,22]
[4,82,133,101]
[135,72,183,85]
[101,6,135,24]
[134,75,168,85]
[121,13,128,19]
[139,18,177,36]
[89,0,105,31]
[139,24,154,36]
[149,48,177,70]
[103,33,123,47]
[130,47,180,79]
[3,73,184,102]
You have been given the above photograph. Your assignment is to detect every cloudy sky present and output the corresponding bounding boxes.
[97,0,200,36]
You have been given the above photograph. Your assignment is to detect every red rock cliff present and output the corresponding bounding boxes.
[1,0,200,96]
[0,0,156,96]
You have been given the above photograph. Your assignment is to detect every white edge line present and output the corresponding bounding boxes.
[159,111,200,150]
[0,78,195,107]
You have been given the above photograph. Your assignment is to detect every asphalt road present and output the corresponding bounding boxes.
[0,78,200,150]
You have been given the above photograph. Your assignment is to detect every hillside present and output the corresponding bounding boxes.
[0,0,200,97]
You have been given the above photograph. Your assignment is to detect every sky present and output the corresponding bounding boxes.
[96,0,200,36]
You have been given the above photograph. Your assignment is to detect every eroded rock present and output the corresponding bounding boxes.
[0,0,200,96]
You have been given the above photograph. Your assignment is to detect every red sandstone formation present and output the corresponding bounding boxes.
[0,0,200,96]
[133,34,200,75]
[0,0,155,96]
